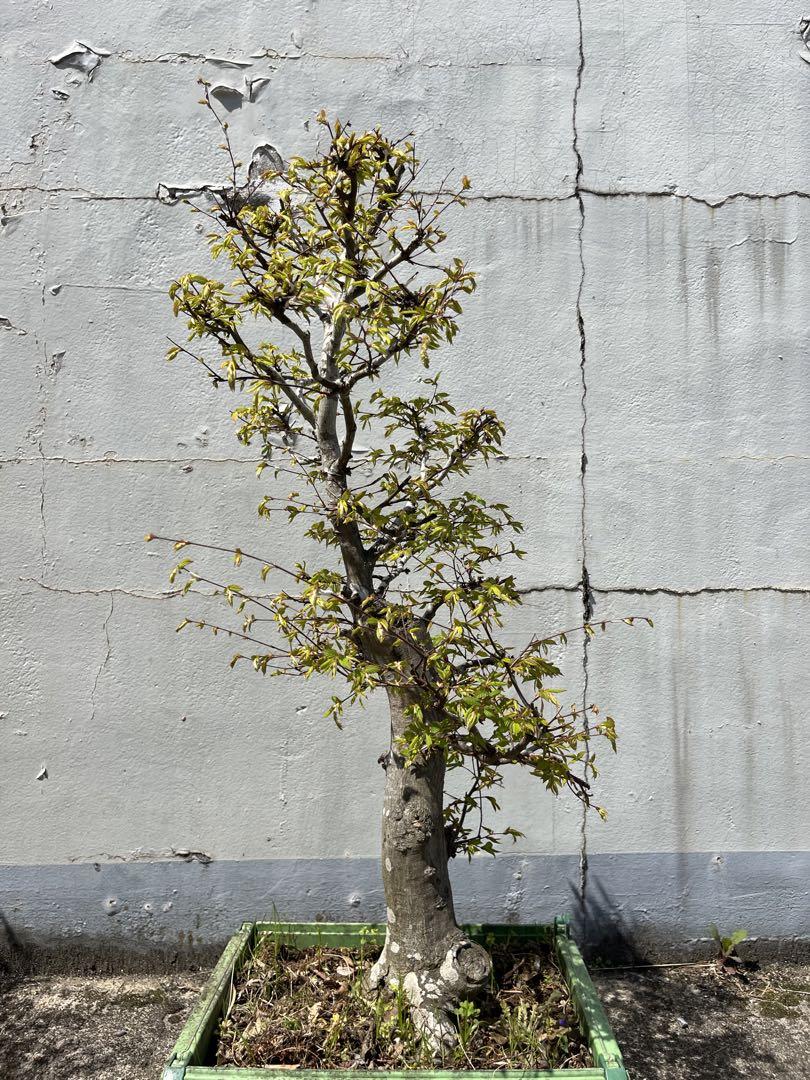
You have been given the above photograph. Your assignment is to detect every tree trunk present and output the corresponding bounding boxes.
[368,685,492,1049]
[311,325,490,1047]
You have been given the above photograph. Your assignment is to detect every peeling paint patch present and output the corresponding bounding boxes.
[69,847,213,865]
[49,40,111,81]
[209,74,273,111]
[205,55,254,69]
[155,182,228,205]
[48,349,66,376]
[157,144,283,208]
[0,205,21,234]
[210,83,245,111]
[171,849,213,864]
[248,144,283,182]
[0,316,27,335]
[799,18,810,63]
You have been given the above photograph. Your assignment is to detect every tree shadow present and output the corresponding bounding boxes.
[566,876,790,1079]
[0,911,26,979]
[568,872,651,965]
[594,966,787,1080]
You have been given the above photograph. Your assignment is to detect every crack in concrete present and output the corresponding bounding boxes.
[53,282,166,295]
[418,190,573,204]
[5,450,807,468]
[38,453,46,572]
[0,185,157,202]
[89,594,115,725]
[113,49,548,69]
[514,583,809,598]
[36,343,49,575]
[3,185,808,207]
[18,578,183,600]
[571,0,593,920]
[593,584,809,598]
[727,235,799,250]
[117,51,220,64]
[517,584,582,595]
[580,186,810,207]
[14,579,805,603]
[0,455,255,467]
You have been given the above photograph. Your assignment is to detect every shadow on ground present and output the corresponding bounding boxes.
[1,957,809,1079]
[593,962,810,1080]
[573,874,810,1078]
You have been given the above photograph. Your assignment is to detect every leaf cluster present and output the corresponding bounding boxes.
[153,104,651,857]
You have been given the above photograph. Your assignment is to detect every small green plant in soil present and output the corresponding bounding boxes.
[216,938,592,1070]
[709,924,749,974]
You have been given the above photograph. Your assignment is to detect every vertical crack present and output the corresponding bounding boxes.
[89,594,115,724]
[37,342,48,573]
[572,0,593,920]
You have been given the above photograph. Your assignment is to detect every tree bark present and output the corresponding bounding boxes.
[311,314,490,1048]
[368,685,492,1049]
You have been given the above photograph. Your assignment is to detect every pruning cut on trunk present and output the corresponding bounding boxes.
[149,93,648,1051]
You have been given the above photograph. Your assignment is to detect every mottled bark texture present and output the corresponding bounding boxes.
[369,686,492,1048]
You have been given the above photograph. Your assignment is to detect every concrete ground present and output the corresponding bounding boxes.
[592,962,810,1079]
[0,961,808,1079]
[0,970,208,1080]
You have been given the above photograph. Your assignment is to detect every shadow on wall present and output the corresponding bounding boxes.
[0,912,22,956]
[571,874,651,966]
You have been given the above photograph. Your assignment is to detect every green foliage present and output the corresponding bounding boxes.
[709,924,749,961]
[153,96,652,858]
[454,999,481,1058]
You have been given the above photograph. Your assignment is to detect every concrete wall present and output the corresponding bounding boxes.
[1,2,808,961]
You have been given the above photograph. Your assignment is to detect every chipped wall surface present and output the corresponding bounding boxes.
[1,2,808,958]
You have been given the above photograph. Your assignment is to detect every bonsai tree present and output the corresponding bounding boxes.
[149,101,637,1048]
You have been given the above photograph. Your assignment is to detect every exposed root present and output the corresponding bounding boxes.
[369,932,492,1052]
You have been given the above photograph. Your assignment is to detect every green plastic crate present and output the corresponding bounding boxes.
[162,918,627,1080]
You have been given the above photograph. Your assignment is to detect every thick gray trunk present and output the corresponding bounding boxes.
[312,317,489,1046]
[369,685,492,1049]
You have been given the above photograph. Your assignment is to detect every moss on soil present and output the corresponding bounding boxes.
[757,988,803,1019]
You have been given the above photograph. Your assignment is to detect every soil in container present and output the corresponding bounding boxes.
[215,934,594,1070]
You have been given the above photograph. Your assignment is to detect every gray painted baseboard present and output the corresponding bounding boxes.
[1,851,808,970]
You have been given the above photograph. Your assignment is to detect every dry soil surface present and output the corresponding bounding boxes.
[0,961,809,1079]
